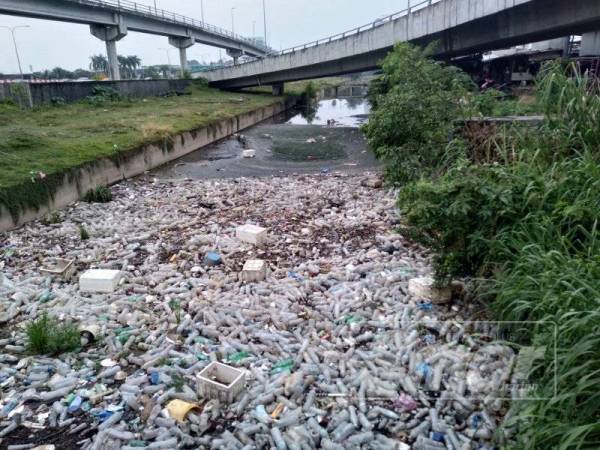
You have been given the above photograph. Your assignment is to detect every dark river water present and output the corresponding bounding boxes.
[153,95,379,180]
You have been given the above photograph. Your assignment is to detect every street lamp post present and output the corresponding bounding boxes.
[200,0,205,24]
[262,0,267,47]
[252,20,256,38]
[153,0,157,13]
[0,25,29,79]
[159,47,172,77]
[231,7,236,35]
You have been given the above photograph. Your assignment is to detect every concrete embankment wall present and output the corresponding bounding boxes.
[0,79,191,107]
[0,98,295,232]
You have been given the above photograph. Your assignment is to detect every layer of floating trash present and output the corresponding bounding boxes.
[0,173,516,449]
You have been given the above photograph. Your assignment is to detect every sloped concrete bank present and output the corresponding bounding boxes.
[0,97,296,232]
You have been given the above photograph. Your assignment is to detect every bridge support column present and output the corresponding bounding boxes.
[227,49,243,65]
[90,22,127,81]
[271,83,284,96]
[168,36,195,77]
[581,31,600,56]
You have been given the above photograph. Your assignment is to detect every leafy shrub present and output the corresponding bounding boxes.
[86,85,122,105]
[362,42,474,184]
[26,314,80,355]
[50,97,66,106]
[83,186,112,203]
[385,59,600,448]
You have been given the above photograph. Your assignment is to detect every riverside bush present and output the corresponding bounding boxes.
[362,42,474,184]
[368,52,600,448]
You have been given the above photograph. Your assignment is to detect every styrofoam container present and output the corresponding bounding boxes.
[79,269,122,293]
[242,149,256,158]
[197,361,245,404]
[408,276,451,304]
[236,224,267,245]
[242,259,267,282]
[40,258,75,280]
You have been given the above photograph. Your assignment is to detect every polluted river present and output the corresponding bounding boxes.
[154,95,377,180]
[0,91,516,450]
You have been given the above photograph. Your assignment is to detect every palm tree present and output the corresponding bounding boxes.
[89,54,109,75]
[127,55,142,79]
[117,55,131,79]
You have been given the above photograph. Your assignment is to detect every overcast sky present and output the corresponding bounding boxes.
[0,0,409,73]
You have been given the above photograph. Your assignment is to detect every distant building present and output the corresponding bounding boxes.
[453,36,600,90]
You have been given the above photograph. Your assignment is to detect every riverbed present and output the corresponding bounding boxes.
[153,96,378,180]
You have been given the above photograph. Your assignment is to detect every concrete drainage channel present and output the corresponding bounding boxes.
[0,98,296,232]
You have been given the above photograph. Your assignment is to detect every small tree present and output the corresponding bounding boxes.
[363,42,474,184]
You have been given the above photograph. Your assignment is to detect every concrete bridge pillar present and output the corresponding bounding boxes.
[90,22,127,81]
[227,49,244,65]
[271,83,284,96]
[168,36,195,77]
[581,31,600,56]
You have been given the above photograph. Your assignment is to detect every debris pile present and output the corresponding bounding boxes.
[0,173,514,449]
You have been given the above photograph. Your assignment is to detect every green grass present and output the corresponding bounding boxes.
[26,314,80,355]
[83,186,113,203]
[0,84,281,222]
[79,224,90,240]
[490,95,540,116]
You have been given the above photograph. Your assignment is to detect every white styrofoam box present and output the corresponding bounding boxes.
[197,361,245,404]
[408,276,451,304]
[40,258,75,280]
[236,224,267,245]
[242,149,256,158]
[241,259,267,282]
[79,269,122,293]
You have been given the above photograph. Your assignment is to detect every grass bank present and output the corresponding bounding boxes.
[0,83,281,222]
[365,42,600,449]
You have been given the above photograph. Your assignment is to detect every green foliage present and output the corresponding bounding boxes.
[41,211,62,225]
[304,81,317,101]
[384,59,600,448]
[26,314,80,355]
[537,60,600,153]
[470,89,504,116]
[50,97,66,106]
[362,42,474,184]
[86,86,122,106]
[78,224,89,241]
[83,186,113,203]
[192,77,209,87]
[182,70,192,80]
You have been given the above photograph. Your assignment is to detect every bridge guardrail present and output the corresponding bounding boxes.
[209,0,442,69]
[66,0,269,52]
